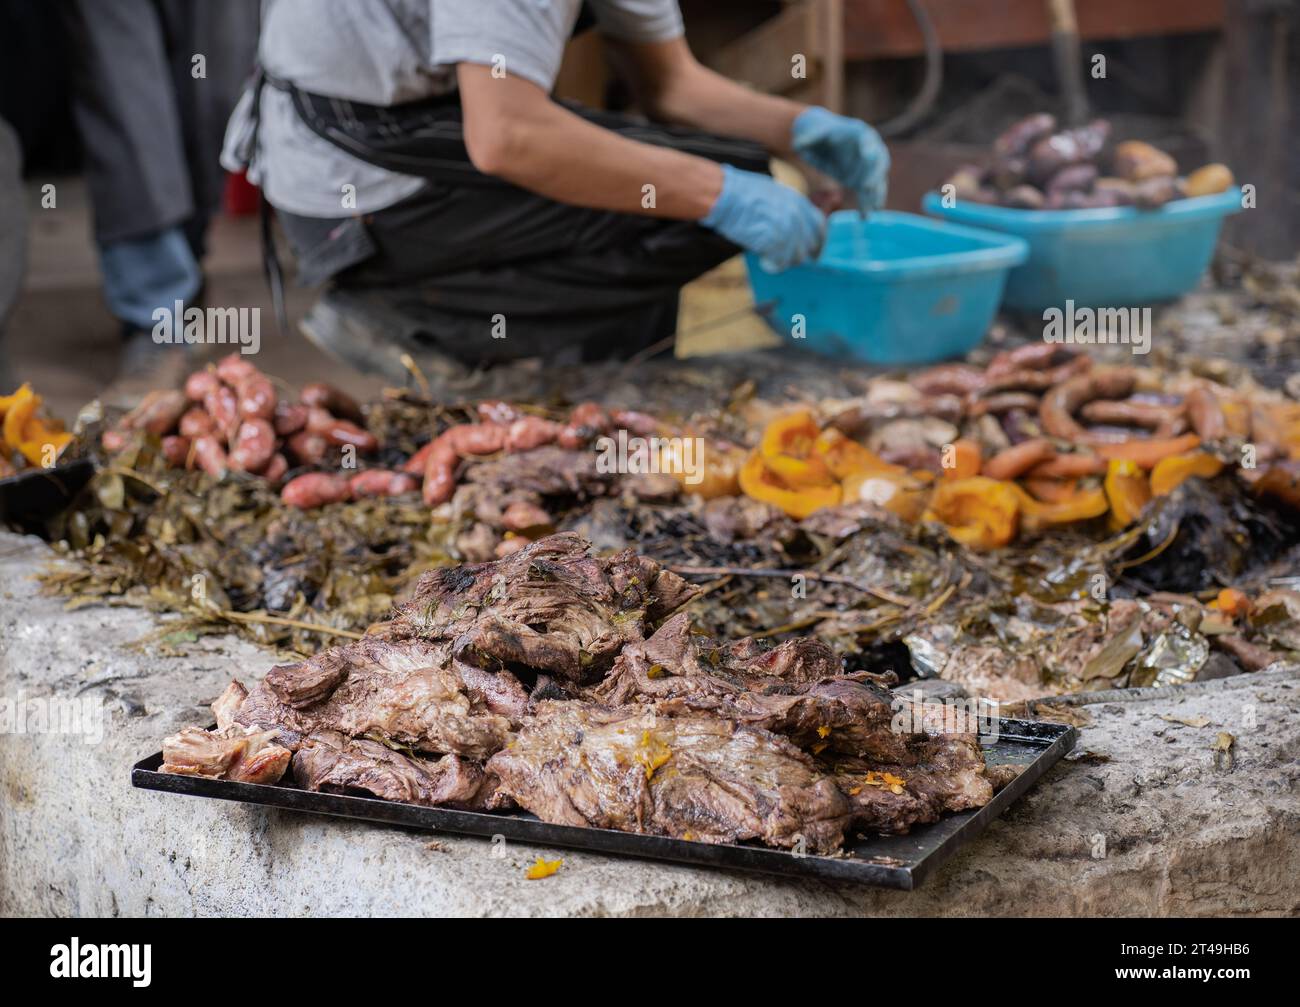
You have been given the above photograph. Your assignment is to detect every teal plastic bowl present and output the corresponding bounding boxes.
[922,188,1243,314]
[744,210,1028,365]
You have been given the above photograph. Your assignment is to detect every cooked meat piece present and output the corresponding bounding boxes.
[889,733,993,811]
[211,680,248,732]
[265,649,351,708]
[726,636,845,684]
[829,394,966,433]
[624,472,680,502]
[823,733,993,834]
[454,520,501,562]
[984,762,1026,792]
[590,614,907,759]
[792,679,914,762]
[292,730,509,810]
[161,725,292,785]
[230,679,310,747]
[453,659,531,722]
[488,701,851,854]
[624,611,842,685]
[455,614,606,682]
[315,662,514,759]
[822,762,944,835]
[393,533,698,682]
[160,533,1001,848]
[162,680,292,784]
[701,495,785,543]
[447,443,632,530]
[463,445,612,498]
[235,634,523,759]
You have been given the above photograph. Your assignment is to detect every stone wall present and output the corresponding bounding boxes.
[2,531,1296,917]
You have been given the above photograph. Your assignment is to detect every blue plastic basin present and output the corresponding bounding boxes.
[922,188,1243,314]
[744,210,1028,365]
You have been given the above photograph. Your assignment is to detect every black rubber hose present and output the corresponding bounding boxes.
[876,0,943,138]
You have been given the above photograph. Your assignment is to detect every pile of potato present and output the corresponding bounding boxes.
[945,113,1234,210]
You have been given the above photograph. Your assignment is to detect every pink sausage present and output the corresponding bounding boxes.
[280,472,352,509]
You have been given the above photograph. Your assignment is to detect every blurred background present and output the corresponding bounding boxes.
[1,0,1296,418]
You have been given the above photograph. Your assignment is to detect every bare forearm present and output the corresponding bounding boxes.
[649,62,805,154]
[606,38,805,154]
[458,65,722,220]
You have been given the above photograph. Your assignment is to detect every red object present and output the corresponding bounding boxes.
[223,169,260,217]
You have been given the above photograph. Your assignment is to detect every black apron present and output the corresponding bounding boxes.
[251,69,761,337]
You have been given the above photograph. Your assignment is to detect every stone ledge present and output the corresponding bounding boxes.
[1,531,1296,917]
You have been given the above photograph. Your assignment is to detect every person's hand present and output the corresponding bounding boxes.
[791,106,890,213]
[700,163,826,272]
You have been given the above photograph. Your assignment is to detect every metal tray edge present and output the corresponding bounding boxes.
[130,717,1077,890]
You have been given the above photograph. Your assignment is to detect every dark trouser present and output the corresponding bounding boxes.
[60,0,258,332]
[276,99,769,364]
[0,117,24,387]
[61,0,259,248]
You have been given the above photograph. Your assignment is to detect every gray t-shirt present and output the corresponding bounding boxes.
[222,0,685,218]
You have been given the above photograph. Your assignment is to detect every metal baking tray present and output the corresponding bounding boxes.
[132,717,1074,889]
[0,457,94,527]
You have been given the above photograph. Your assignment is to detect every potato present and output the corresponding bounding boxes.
[1134,175,1184,208]
[993,113,1058,160]
[945,164,983,195]
[1001,184,1046,210]
[1045,163,1098,199]
[1026,120,1111,185]
[990,156,1027,191]
[1094,177,1137,205]
[944,165,998,204]
[1184,163,1235,197]
[1113,140,1177,182]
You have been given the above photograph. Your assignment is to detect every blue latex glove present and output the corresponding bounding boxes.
[791,106,890,213]
[701,163,826,272]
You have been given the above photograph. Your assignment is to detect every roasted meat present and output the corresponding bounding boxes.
[161,533,999,847]
[292,730,509,810]
[212,680,250,731]
[234,634,522,760]
[462,445,612,499]
[821,762,943,835]
[161,681,293,784]
[594,609,846,686]
[393,532,699,682]
[589,613,909,760]
[487,700,852,853]
[823,734,993,836]
[161,725,292,784]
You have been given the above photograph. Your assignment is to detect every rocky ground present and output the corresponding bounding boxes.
[2,530,1296,917]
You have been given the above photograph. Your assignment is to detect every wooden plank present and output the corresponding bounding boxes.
[708,2,821,95]
[1218,1,1298,258]
[844,0,1226,60]
[815,0,846,111]
[555,29,610,107]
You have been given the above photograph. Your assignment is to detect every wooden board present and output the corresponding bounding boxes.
[845,0,1226,59]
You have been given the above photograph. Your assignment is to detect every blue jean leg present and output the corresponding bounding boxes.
[98,226,202,332]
